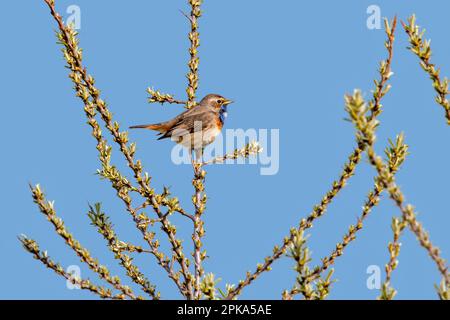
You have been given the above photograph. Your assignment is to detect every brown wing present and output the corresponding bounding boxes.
[158,109,216,140]
[129,107,197,133]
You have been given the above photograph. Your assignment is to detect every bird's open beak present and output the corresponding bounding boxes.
[223,99,234,106]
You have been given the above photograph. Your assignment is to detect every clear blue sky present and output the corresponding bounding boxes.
[1,0,449,299]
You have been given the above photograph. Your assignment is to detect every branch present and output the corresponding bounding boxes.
[435,278,449,300]
[201,142,262,166]
[192,162,207,299]
[19,236,124,299]
[225,16,398,300]
[192,142,263,298]
[87,203,160,299]
[290,133,408,299]
[282,230,335,300]
[345,89,450,288]
[182,0,205,299]
[185,0,202,108]
[379,215,407,300]
[147,87,187,105]
[284,230,316,299]
[402,15,450,125]
[224,124,367,299]
[43,0,194,298]
[190,144,263,299]
[70,47,188,297]
[29,185,136,299]
[200,273,221,300]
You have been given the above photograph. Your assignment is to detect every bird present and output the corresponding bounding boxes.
[130,94,233,162]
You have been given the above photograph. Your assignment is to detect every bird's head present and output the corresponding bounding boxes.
[200,94,233,111]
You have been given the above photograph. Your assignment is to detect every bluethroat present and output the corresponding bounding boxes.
[130,94,233,161]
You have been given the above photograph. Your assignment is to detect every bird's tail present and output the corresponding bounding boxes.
[129,123,166,133]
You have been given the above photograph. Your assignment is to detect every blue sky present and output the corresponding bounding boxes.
[1,0,449,299]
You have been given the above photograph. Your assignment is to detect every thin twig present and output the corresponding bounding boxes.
[147,88,188,105]
[88,203,160,299]
[369,146,449,286]
[379,215,407,300]
[185,0,202,108]
[402,15,450,125]
[201,142,262,166]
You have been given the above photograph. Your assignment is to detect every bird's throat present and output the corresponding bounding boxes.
[219,105,228,124]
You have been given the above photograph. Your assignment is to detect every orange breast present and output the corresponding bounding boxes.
[215,118,223,130]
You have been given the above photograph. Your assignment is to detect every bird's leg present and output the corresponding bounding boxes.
[194,148,204,164]
[190,148,204,171]
[189,149,196,168]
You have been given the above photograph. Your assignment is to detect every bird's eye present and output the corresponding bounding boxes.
[217,99,224,104]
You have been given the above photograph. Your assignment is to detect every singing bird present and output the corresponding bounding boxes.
[130,94,233,161]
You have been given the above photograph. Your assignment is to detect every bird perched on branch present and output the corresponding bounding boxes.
[130,94,233,162]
